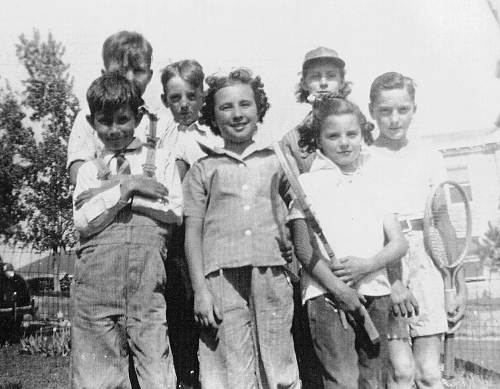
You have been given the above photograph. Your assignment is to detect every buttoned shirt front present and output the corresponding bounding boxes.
[183,142,293,276]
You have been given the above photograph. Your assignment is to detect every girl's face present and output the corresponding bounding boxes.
[213,83,258,146]
[369,88,416,141]
[302,60,343,99]
[319,113,362,173]
[162,76,203,125]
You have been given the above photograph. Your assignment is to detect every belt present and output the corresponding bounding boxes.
[399,218,423,233]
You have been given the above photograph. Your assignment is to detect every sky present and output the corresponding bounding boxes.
[0,0,499,141]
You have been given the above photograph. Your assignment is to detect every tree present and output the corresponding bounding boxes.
[0,84,35,239]
[13,30,80,291]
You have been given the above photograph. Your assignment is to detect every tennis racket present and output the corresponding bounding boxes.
[423,180,472,379]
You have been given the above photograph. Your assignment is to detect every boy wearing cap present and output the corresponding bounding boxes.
[280,46,352,174]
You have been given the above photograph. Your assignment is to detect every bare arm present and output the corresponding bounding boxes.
[332,213,408,284]
[184,216,221,329]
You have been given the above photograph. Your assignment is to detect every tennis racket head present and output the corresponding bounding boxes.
[423,180,472,270]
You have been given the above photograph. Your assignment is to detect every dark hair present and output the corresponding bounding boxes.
[199,68,270,136]
[160,59,204,92]
[102,31,153,69]
[86,73,144,119]
[299,96,374,153]
[295,58,352,103]
[369,71,416,105]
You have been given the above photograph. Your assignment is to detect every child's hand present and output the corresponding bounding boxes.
[447,290,467,333]
[390,280,419,318]
[332,284,364,314]
[194,288,222,330]
[122,176,169,202]
[277,238,294,263]
[331,256,371,286]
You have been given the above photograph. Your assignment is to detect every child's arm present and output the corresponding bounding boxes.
[387,260,419,318]
[67,112,100,185]
[290,217,362,313]
[185,216,222,329]
[448,266,467,330]
[73,165,133,238]
[332,213,408,285]
[183,163,222,329]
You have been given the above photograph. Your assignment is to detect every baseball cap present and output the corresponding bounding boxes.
[302,47,345,71]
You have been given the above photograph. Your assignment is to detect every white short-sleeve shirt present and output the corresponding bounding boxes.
[290,150,393,304]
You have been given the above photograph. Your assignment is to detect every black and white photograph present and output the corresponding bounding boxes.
[0,1,500,388]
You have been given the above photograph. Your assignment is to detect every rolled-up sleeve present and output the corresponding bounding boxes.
[73,163,125,238]
[182,162,207,220]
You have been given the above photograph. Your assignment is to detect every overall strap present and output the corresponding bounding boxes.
[140,107,159,178]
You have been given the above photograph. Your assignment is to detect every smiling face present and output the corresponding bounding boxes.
[302,59,343,99]
[162,76,203,125]
[319,113,362,173]
[87,105,138,151]
[369,88,416,142]
[213,83,258,151]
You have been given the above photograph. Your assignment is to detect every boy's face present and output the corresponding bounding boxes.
[214,83,258,145]
[369,88,416,141]
[161,76,203,126]
[319,113,362,173]
[301,60,343,99]
[87,105,139,151]
[105,58,152,97]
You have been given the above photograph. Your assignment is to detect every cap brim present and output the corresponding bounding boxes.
[302,56,345,71]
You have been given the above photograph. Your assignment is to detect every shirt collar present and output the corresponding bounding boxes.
[200,139,273,162]
[178,121,207,134]
[310,148,371,175]
[101,137,143,162]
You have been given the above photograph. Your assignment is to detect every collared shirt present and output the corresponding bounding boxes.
[369,140,446,220]
[67,103,178,168]
[183,142,293,276]
[289,150,392,303]
[73,138,183,238]
[173,122,223,166]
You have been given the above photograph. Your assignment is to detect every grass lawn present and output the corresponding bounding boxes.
[0,343,69,389]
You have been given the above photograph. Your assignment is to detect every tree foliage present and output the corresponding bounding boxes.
[0,85,35,238]
[12,30,80,254]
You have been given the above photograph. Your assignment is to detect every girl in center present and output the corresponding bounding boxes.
[290,97,408,389]
[183,68,300,389]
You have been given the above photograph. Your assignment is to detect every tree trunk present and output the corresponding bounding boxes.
[52,247,61,293]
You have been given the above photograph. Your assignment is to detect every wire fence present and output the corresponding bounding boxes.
[1,244,500,375]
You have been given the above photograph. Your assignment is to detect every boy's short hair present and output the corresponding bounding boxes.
[87,72,144,118]
[369,71,416,105]
[296,47,351,103]
[299,96,374,153]
[102,31,153,69]
[160,59,204,92]
[199,68,270,136]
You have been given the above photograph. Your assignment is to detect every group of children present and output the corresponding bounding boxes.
[68,30,467,389]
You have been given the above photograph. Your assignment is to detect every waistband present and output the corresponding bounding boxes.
[79,223,171,247]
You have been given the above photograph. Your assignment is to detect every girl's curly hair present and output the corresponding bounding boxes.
[199,68,270,136]
[298,96,374,154]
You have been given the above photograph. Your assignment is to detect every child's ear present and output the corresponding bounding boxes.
[146,69,153,85]
[86,114,94,129]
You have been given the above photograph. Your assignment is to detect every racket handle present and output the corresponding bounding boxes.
[359,305,380,345]
[443,332,455,378]
[444,287,456,312]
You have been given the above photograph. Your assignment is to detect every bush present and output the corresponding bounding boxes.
[20,320,70,357]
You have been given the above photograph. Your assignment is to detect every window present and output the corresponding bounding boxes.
[446,166,473,203]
